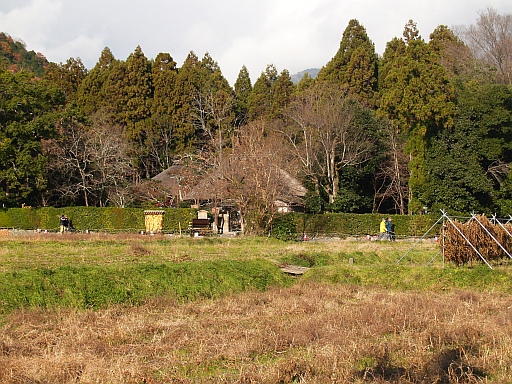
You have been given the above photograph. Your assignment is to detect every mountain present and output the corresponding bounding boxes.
[0,32,49,77]
[290,68,320,84]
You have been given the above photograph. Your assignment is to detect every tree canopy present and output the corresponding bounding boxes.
[0,8,511,223]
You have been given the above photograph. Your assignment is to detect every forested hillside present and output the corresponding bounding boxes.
[0,8,510,232]
[0,33,48,77]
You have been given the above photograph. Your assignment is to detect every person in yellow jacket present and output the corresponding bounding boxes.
[378,218,387,240]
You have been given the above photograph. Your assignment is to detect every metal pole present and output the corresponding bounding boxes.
[444,214,493,269]
[474,214,512,259]
[426,250,441,266]
[494,214,512,239]
[396,212,445,265]
[442,216,445,268]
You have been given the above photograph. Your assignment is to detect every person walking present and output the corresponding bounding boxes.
[378,218,387,240]
[386,217,395,241]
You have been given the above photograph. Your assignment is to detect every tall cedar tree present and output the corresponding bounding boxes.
[103,46,153,179]
[150,52,178,170]
[43,57,87,104]
[248,64,295,121]
[248,64,278,120]
[428,25,474,79]
[170,51,201,154]
[76,47,118,115]
[378,20,456,213]
[269,69,295,120]
[233,65,252,126]
[317,19,378,107]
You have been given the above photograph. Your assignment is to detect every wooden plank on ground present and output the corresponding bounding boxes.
[280,265,310,275]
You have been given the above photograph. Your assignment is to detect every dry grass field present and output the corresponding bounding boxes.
[0,234,511,383]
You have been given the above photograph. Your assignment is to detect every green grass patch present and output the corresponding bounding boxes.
[303,263,512,292]
[1,236,511,316]
[0,259,292,314]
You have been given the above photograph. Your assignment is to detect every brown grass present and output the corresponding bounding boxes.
[1,282,511,383]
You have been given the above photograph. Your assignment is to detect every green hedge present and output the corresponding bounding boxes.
[0,207,440,237]
[0,207,196,233]
[272,212,440,239]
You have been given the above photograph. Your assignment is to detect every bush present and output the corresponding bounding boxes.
[271,214,299,241]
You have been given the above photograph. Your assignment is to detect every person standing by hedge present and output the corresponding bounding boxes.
[386,217,395,241]
[378,218,387,240]
[59,214,69,234]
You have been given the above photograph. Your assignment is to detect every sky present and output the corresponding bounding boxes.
[1,0,511,85]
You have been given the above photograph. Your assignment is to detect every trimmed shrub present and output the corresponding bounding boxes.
[273,212,440,239]
[0,207,439,237]
[0,207,196,233]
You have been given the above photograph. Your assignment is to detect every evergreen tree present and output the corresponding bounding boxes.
[151,52,178,116]
[425,82,512,214]
[123,46,153,125]
[377,37,406,91]
[149,52,178,170]
[428,25,474,79]
[102,46,153,179]
[233,65,252,126]
[317,19,378,106]
[378,21,456,213]
[248,64,277,120]
[171,51,201,153]
[0,70,64,206]
[43,57,87,104]
[270,69,295,120]
[76,47,118,115]
[296,72,315,92]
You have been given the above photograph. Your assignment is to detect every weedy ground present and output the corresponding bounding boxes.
[0,233,511,383]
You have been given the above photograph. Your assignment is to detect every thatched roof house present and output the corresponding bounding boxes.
[153,163,307,212]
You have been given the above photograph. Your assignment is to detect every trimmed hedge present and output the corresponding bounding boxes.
[272,212,440,239]
[0,207,196,233]
[0,207,439,237]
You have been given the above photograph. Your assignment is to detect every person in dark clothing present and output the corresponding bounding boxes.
[59,214,69,234]
[386,217,395,241]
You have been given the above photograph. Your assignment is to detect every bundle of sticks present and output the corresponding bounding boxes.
[442,215,512,265]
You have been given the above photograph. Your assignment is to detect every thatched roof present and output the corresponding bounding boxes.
[151,164,203,198]
[153,163,307,207]
[183,168,306,205]
[278,169,307,198]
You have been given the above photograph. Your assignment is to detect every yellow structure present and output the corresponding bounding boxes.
[144,210,165,234]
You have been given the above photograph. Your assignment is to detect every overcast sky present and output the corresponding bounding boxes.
[1,0,511,85]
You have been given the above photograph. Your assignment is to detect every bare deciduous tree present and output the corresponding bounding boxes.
[218,121,300,234]
[50,114,132,206]
[283,83,374,203]
[459,7,512,85]
[91,115,132,207]
[191,86,234,166]
[372,122,409,214]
